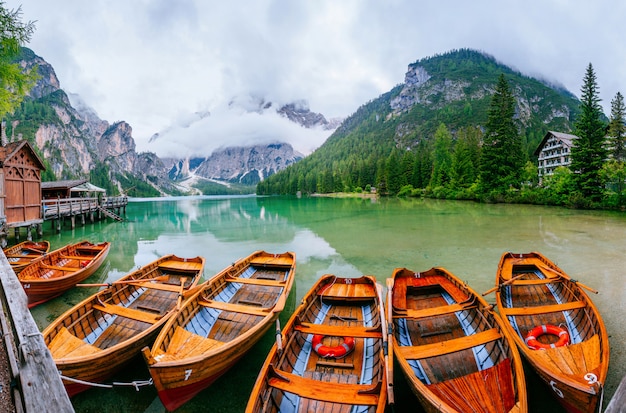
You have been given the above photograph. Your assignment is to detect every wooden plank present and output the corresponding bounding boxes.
[92,303,161,324]
[226,276,286,287]
[41,264,76,272]
[398,328,502,359]
[393,303,474,319]
[295,322,383,338]
[48,327,100,358]
[0,250,74,412]
[198,300,270,317]
[605,373,626,413]
[267,366,381,406]
[500,301,586,316]
[133,282,185,292]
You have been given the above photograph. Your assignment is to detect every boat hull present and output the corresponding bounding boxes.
[494,252,609,413]
[19,241,110,308]
[42,254,205,396]
[389,267,526,413]
[144,251,296,411]
[245,274,388,413]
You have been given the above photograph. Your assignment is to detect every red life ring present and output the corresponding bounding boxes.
[525,324,569,350]
[312,334,355,358]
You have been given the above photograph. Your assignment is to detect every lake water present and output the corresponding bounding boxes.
[28,195,625,412]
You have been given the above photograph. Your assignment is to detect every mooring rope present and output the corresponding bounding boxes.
[59,374,153,391]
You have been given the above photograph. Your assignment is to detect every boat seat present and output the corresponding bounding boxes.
[198,300,271,316]
[155,327,223,361]
[93,303,162,324]
[393,303,475,319]
[48,327,100,358]
[132,282,185,292]
[397,328,501,359]
[500,301,586,316]
[225,276,286,287]
[267,365,382,406]
[295,321,382,338]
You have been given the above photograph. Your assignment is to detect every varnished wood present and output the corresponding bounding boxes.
[41,254,205,397]
[18,240,110,308]
[142,250,296,412]
[245,274,387,413]
[2,240,50,273]
[389,266,527,413]
[494,252,609,413]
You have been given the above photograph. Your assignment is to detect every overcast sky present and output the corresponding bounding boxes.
[6,0,626,158]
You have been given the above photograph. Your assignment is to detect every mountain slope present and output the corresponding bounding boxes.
[257,49,581,195]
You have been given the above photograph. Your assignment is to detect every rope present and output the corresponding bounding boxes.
[59,374,153,391]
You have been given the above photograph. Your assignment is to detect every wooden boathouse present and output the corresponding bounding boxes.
[0,140,127,247]
[0,141,46,247]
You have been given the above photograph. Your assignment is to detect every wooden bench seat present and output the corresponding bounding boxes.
[131,281,185,292]
[393,303,475,319]
[48,327,100,358]
[509,278,562,286]
[225,276,286,287]
[267,365,381,406]
[198,300,271,317]
[41,264,76,272]
[397,328,501,359]
[295,322,382,338]
[500,301,586,316]
[93,303,162,324]
[155,327,223,361]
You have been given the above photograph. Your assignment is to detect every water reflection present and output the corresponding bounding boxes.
[27,195,626,412]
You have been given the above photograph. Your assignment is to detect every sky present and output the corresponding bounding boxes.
[5,0,626,158]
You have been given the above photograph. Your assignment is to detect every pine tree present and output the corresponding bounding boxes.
[608,92,626,161]
[430,123,453,188]
[479,74,524,193]
[570,63,607,203]
[0,3,37,119]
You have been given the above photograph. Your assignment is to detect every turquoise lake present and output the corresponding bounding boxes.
[27,195,626,412]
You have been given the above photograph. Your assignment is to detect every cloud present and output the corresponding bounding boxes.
[6,0,626,157]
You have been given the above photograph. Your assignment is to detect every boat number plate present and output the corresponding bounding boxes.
[550,380,564,398]
[584,373,598,385]
[23,284,30,289]
[184,369,192,381]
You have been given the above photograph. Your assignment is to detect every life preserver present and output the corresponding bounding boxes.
[525,324,569,350]
[312,334,355,358]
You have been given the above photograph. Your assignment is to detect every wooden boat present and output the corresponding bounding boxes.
[494,252,609,413]
[142,250,296,412]
[388,267,527,413]
[18,240,111,308]
[42,254,205,397]
[245,274,389,413]
[2,240,50,273]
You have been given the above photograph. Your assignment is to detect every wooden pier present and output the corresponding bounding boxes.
[42,196,128,232]
[0,252,74,412]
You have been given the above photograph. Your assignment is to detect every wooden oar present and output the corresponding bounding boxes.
[76,275,171,288]
[377,282,394,405]
[537,263,599,294]
[176,277,187,310]
[385,277,395,405]
[482,273,528,296]
[275,319,283,356]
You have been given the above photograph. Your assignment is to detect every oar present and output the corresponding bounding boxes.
[385,278,395,405]
[482,273,528,296]
[76,275,171,288]
[176,277,187,310]
[537,263,599,294]
[377,282,394,405]
[275,319,283,356]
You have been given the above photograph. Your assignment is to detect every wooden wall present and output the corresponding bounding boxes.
[2,145,42,224]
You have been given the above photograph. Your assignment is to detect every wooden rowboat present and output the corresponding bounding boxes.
[388,267,527,413]
[19,240,111,308]
[2,240,50,273]
[245,274,389,413]
[494,252,609,413]
[42,254,205,397]
[142,250,296,412]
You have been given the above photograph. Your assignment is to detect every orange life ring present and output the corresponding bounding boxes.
[525,324,569,350]
[312,334,355,358]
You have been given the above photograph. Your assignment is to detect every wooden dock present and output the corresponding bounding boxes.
[605,374,626,413]
[0,251,74,412]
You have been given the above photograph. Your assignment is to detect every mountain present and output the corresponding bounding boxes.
[3,48,331,196]
[257,49,583,196]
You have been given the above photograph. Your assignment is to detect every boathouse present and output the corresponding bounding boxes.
[0,140,46,246]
